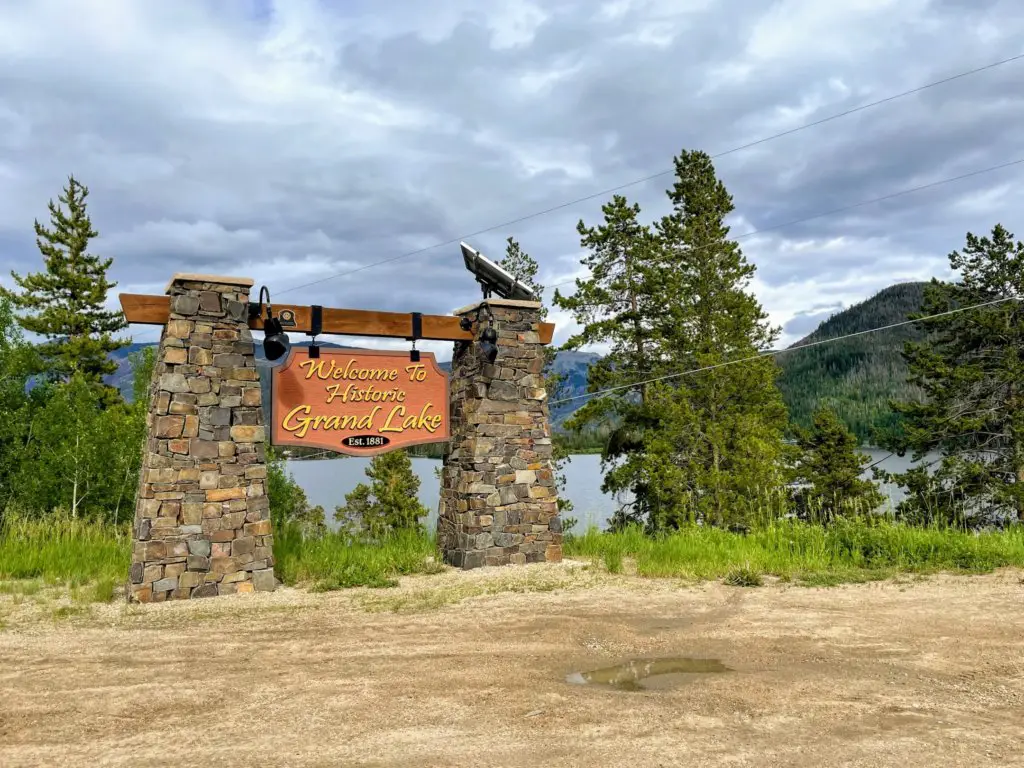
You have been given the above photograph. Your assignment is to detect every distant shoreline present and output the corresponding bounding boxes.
[280,443,892,461]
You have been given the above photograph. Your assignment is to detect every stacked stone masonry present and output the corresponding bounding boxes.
[128,275,276,602]
[438,300,562,569]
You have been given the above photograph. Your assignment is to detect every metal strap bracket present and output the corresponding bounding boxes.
[409,312,422,362]
[308,304,323,358]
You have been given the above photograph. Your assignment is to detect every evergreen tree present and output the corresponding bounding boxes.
[646,149,790,530]
[498,236,542,301]
[553,195,666,529]
[792,407,885,523]
[0,175,127,403]
[499,236,574,519]
[878,224,1024,526]
[334,450,427,538]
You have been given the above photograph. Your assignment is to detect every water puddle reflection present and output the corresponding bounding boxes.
[566,657,731,691]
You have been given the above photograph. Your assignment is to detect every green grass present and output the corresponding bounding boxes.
[272,522,445,591]
[0,514,446,603]
[0,514,130,600]
[565,519,1024,585]
[723,564,764,587]
[5,511,1022,611]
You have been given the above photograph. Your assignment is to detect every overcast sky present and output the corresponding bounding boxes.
[0,0,1022,361]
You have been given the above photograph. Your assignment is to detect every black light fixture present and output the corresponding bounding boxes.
[459,307,498,365]
[253,286,291,363]
[478,325,498,364]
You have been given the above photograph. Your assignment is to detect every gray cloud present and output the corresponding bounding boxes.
[782,305,845,341]
[0,0,1022,357]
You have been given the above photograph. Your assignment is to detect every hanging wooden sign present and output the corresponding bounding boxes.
[271,348,450,455]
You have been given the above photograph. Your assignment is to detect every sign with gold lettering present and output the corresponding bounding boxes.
[270,348,449,455]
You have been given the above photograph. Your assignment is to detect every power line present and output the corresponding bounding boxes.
[124,155,1024,346]
[542,157,1024,292]
[125,54,1024,342]
[549,296,1018,406]
[273,53,1024,297]
[288,449,345,461]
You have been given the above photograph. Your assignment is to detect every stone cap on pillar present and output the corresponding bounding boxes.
[452,298,543,315]
[165,273,255,295]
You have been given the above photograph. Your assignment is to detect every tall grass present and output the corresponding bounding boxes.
[662,484,904,530]
[0,514,444,601]
[0,512,131,602]
[0,513,131,582]
[273,522,444,590]
[5,511,1021,605]
[565,518,1024,584]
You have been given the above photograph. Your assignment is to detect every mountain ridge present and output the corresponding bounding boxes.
[776,281,927,443]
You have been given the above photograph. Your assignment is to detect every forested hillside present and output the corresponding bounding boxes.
[776,281,927,444]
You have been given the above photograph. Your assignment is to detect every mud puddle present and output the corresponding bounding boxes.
[566,657,731,691]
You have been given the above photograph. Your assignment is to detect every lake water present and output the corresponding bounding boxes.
[286,449,925,532]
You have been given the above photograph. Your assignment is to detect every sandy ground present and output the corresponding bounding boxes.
[1,563,1023,768]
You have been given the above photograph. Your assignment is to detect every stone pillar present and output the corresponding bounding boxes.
[128,274,275,602]
[438,299,562,569]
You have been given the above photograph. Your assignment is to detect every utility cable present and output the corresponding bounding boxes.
[542,157,1024,291]
[549,296,1018,406]
[272,53,1024,297]
[123,156,1024,346]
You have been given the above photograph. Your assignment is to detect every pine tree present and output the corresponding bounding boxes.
[553,195,666,528]
[334,450,427,538]
[878,224,1024,526]
[499,237,574,518]
[0,175,127,403]
[648,149,790,530]
[498,236,542,304]
[792,407,885,523]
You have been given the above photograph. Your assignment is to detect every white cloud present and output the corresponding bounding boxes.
[484,2,549,50]
[0,0,1021,367]
[516,59,586,96]
[744,0,930,63]
[949,183,1016,215]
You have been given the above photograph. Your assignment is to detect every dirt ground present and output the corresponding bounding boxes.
[1,562,1023,768]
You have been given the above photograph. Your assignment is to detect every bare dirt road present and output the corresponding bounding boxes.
[1,563,1023,767]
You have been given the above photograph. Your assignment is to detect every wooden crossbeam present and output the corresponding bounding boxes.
[118,294,555,344]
